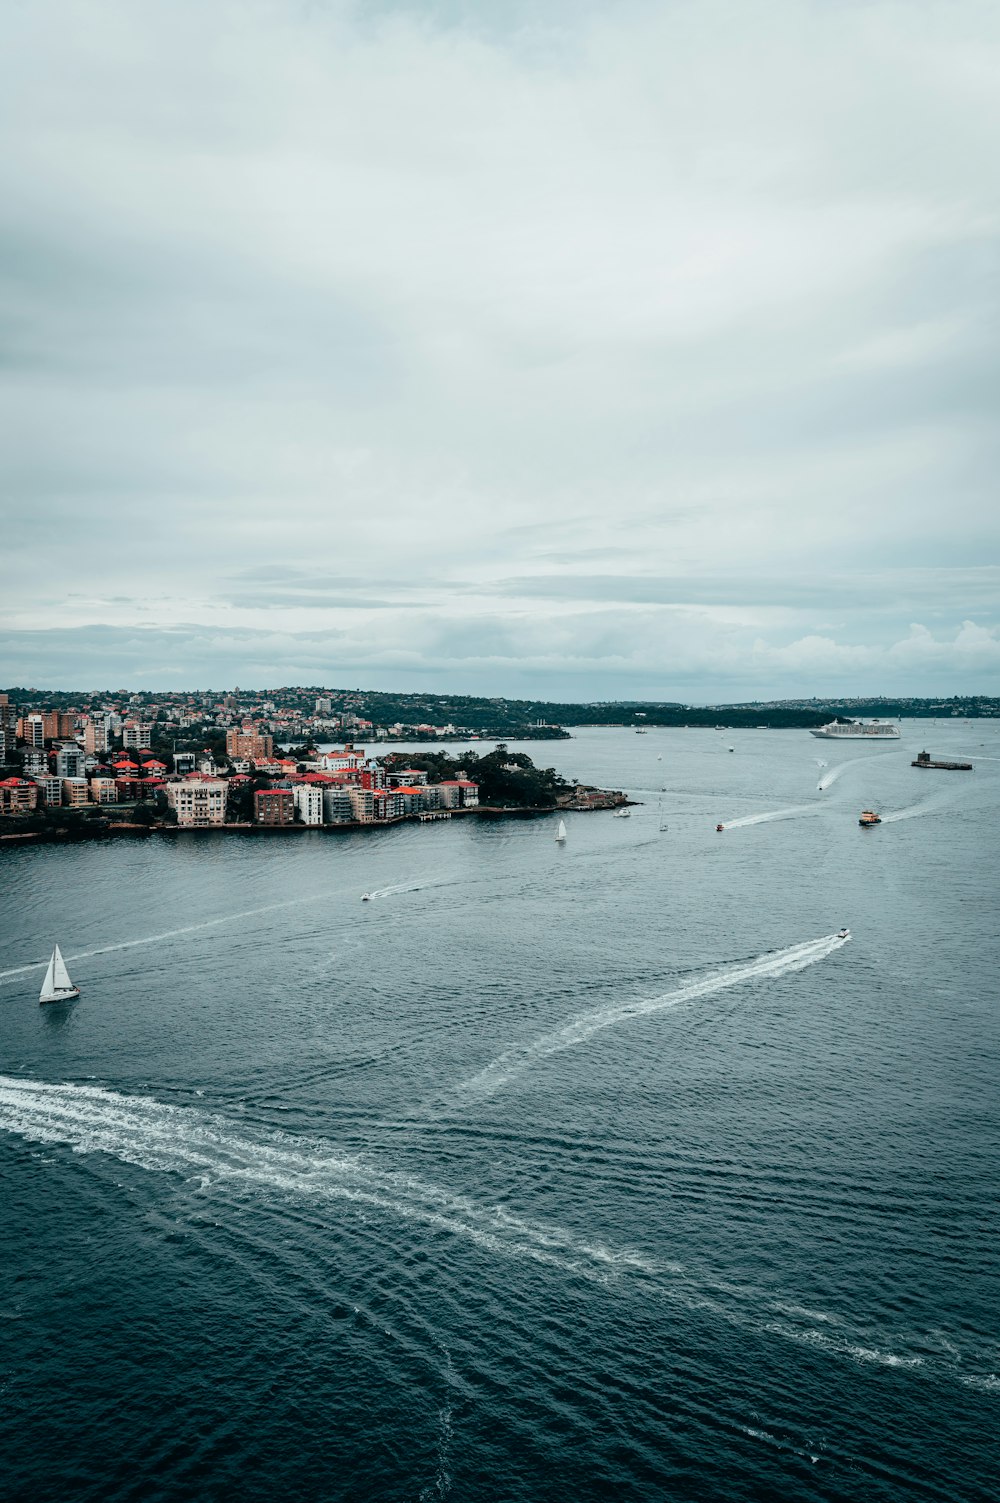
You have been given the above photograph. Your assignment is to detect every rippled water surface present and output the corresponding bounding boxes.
[2,726,998,1501]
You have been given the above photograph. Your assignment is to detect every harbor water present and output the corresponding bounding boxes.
[1,725,998,1501]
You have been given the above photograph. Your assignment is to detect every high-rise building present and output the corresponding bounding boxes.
[165,777,227,827]
[226,729,274,760]
[55,744,87,780]
[123,721,153,750]
[293,784,324,826]
[254,788,294,825]
[84,719,111,755]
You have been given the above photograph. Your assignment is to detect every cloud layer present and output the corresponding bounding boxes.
[1,0,998,695]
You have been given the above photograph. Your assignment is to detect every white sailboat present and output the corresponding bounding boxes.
[555,819,567,843]
[39,945,80,1005]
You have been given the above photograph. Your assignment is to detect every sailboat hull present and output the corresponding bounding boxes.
[40,988,80,1005]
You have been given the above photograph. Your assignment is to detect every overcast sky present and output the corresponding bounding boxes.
[2,0,998,700]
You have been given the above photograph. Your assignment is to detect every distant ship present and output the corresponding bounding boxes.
[39,945,80,1005]
[810,720,900,740]
[859,809,882,827]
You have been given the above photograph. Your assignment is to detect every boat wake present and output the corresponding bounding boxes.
[1,1072,991,1391]
[361,874,454,902]
[0,890,344,986]
[720,805,817,829]
[818,748,902,791]
[452,934,848,1100]
[0,1076,651,1281]
[880,791,957,824]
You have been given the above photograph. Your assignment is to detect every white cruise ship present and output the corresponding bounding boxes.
[810,719,900,740]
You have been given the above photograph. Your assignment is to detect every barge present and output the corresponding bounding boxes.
[912,750,973,771]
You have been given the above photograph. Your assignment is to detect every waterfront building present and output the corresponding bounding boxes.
[0,778,39,814]
[90,777,119,803]
[387,768,429,787]
[62,778,90,807]
[254,788,295,825]
[348,786,375,822]
[319,745,365,773]
[322,787,355,824]
[33,774,64,805]
[114,777,144,802]
[166,776,227,827]
[293,784,324,826]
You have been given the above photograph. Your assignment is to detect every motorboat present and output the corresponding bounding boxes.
[613,807,631,818]
[858,810,881,827]
[361,892,373,902]
[837,928,850,939]
[716,823,724,832]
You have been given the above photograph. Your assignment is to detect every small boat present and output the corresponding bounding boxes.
[39,945,80,1005]
[361,892,373,902]
[716,823,724,832]
[656,754,662,761]
[859,810,881,827]
[613,807,631,818]
[837,928,850,939]
[555,819,567,843]
[728,747,734,753]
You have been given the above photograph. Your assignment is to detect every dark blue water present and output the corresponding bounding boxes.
[2,726,998,1501]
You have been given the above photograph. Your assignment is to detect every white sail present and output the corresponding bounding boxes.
[53,946,73,991]
[40,952,57,1001]
[555,819,567,842]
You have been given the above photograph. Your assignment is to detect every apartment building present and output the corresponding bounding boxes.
[33,774,64,805]
[55,744,87,780]
[90,777,119,803]
[165,776,227,827]
[62,778,90,807]
[123,722,153,750]
[293,784,324,826]
[0,778,39,813]
[254,788,294,825]
[226,729,274,760]
[322,787,355,824]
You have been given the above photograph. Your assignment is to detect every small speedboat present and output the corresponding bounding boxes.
[361,893,373,902]
[837,927,850,939]
[859,810,881,827]
[613,807,631,818]
[716,823,724,832]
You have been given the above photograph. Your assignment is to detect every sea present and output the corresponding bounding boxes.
[1,724,998,1502]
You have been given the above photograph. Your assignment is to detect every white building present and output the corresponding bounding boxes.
[123,721,153,750]
[165,777,227,827]
[55,744,87,780]
[293,784,324,826]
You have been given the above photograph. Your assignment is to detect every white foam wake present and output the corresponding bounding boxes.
[454,934,849,1099]
[0,890,342,984]
[0,1076,650,1279]
[818,747,902,791]
[720,805,818,830]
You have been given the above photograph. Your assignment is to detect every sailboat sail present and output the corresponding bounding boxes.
[40,953,56,999]
[555,819,567,842]
[53,946,73,991]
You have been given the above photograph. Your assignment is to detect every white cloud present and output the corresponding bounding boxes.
[0,0,998,694]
